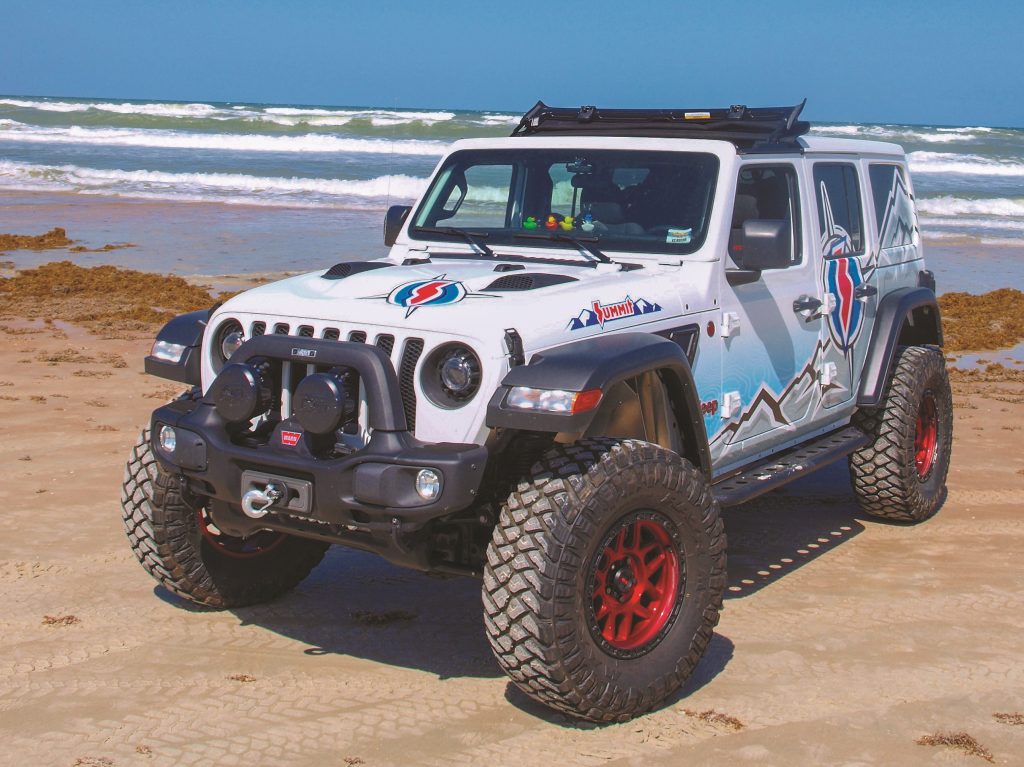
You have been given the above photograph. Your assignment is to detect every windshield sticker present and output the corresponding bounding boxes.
[666,227,692,244]
[361,276,498,318]
[568,296,662,331]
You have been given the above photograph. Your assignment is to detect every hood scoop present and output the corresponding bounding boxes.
[484,273,579,292]
[322,261,394,281]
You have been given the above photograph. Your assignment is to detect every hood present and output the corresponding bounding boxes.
[219,256,691,353]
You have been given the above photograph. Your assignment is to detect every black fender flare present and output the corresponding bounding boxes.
[857,287,943,408]
[486,332,712,476]
[144,309,211,386]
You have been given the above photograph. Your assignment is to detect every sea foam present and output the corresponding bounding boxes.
[0,122,446,156]
[909,151,1024,177]
[0,159,429,207]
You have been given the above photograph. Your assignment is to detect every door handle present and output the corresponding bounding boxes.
[793,295,823,314]
[854,284,878,299]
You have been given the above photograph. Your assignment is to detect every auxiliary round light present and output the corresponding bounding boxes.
[158,425,177,454]
[415,469,441,501]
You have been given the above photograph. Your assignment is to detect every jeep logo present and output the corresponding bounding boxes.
[291,348,317,359]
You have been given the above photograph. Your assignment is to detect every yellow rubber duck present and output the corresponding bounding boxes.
[559,216,574,231]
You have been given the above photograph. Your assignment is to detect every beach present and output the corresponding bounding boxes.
[0,275,1022,765]
[2,95,1024,764]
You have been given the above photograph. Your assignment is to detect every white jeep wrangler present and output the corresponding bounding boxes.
[123,101,951,722]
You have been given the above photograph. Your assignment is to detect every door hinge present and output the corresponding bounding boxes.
[721,391,742,419]
[820,361,838,387]
[720,312,740,338]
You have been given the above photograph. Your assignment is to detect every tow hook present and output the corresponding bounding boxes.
[241,482,283,519]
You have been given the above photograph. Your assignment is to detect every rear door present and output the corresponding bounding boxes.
[811,161,876,411]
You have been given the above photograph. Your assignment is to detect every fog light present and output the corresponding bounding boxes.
[158,425,177,454]
[415,469,441,501]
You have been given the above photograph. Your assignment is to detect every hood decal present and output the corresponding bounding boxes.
[568,296,662,330]
[363,275,499,318]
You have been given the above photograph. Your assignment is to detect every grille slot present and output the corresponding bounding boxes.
[349,331,367,343]
[322,328,340,340]
[298,325,314,338]
[251,321,266,337]
[375,334,395,356]
[273,323,290,335]
[398,339,425,430]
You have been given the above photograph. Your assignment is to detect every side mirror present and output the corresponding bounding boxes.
[384,205,412,247]
[730,219,792,270]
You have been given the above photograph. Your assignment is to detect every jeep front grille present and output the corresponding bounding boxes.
[241,318,426,433]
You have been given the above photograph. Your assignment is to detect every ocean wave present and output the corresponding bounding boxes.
[920,216,1024,232]
[0,159,429,207]
[0,97,222,118]
[0,122,446,156]
[908,151,1024,177]
[916,195,1024,217]
[812,124,984,144]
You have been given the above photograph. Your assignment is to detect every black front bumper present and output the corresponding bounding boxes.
[150,335,488,541]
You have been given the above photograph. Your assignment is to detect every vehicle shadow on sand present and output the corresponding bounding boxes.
[721,461,871,600]
[155,462,876,691]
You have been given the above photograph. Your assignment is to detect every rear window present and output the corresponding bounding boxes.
[813,163,864,257]
[869,164,916,249]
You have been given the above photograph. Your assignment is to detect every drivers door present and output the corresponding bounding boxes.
[712,163,822,471]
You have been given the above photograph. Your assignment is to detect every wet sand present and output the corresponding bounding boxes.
[1,189,1022,295]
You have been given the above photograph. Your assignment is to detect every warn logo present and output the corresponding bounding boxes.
[568,295,662,331]
[281,430,301,447]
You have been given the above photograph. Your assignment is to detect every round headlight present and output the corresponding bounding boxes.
[213,319,244,370]
[422,344,482,408]
[440,353,476,394]
[221,330,244,361]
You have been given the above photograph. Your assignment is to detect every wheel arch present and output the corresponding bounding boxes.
[857,287,943,408]
[485,332,712,476]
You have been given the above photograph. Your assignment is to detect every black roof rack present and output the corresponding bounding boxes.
[511,100,809,151]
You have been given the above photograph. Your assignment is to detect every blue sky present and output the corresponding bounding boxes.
[2,0,1022,127]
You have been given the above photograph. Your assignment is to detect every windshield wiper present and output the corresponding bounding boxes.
[415,226,494,258]
[513,231,614,265]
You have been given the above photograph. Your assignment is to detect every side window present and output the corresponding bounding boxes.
[813,163,864,257]
[433,164,514,228]
[731,165,802,267]
[869,164,916,249]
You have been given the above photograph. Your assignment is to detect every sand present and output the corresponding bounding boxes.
[1,258,1024,764]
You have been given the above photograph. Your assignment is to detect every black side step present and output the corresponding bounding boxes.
[712,426,870,508]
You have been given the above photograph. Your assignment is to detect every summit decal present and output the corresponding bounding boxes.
[568,295,662,331]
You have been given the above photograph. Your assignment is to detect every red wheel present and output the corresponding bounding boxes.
[915,391,938,479]
[589,514,682,655]
[197,507,287,559]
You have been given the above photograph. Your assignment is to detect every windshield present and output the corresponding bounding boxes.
[410,149,719,256]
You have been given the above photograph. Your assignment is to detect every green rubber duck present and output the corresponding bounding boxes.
[523,216,538,230]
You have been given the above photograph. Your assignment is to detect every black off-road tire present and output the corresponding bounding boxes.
[121,429,329,608]
[482,438,726,723]
[850,345,953,522]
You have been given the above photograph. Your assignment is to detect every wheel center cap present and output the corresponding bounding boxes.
[610,562,636,597]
